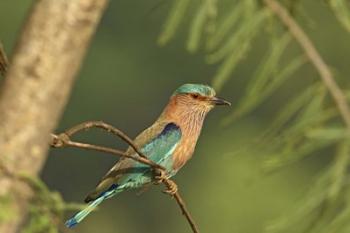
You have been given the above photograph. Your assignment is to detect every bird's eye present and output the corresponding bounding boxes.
[191,93,199,99]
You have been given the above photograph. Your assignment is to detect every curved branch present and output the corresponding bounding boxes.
[264,0,350,128]
[51,121,200,233]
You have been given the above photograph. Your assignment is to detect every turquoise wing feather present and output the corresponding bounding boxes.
[65,122,182,228]
[122,122,182,184]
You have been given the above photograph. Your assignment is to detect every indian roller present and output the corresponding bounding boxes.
[65,83,230,227]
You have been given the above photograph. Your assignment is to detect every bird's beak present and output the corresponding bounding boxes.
[210,96,231,106]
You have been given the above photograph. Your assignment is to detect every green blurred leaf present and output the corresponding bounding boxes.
[328,0,350,33]
[327,140,350,201]
[273,85,327,139]
[265,169,332,233]
[158,0,191,46]
[266,83,322,136]
[207,0,244,50]
[263,138,333,170]
[0,195,15,223]
[187,0,215,53]
[207,9,269,64]
[222,34,307,124]
[210,9,269,91]
[211,39,251,92]
[306,127,349,141]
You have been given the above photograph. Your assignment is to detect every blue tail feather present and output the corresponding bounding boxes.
[65,184,123,228]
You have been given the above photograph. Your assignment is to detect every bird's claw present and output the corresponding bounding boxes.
[153,169,178,195]
[163,179,178,196]
[153,168,167,185]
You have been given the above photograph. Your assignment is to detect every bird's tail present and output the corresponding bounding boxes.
[65,185,124,228]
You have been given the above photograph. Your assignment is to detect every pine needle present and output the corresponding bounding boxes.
[158,0,191,46]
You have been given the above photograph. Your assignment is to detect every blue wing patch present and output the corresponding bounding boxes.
[119,122,182,185]
[160,123,180,136]
[141,122,181,167]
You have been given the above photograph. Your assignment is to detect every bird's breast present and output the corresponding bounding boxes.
[172,133,199,171]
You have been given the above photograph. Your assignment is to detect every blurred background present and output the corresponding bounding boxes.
[1,1,350,233]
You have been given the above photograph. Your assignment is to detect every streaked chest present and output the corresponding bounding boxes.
[172,120,203,170]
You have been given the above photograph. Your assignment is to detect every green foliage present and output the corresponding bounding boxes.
[328,0,350,33]
[159,1,350,233]
[266,141,350,233]
[210,9,269,91]
[207,0,244,50]
[0,194,16,223]
[187,0,217,53]
[2,173,85,233]
[158,0,191,46]
[222,34,307,123]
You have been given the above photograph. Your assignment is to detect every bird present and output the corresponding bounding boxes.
[65,83,231,228]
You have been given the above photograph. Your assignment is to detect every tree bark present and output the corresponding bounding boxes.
[0,0,108,232]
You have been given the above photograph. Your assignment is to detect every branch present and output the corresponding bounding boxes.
[0,1,108,233]
[51,121,200,233]
[264,0,350,129]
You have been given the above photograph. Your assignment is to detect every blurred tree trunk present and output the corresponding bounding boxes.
[0,0,108,232]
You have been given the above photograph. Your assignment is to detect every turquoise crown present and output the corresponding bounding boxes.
[173,84,216,97]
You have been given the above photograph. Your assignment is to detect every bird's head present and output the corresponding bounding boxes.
[171,84,231,113]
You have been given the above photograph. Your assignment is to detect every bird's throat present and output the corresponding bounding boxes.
[161,98,207,139]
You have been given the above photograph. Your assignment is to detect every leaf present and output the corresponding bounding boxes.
[306,127,349,141]
[263,85,329,143]
[229,55,307,124]
[158,0,191,46]
[187,0,216,53]
[0,195,15,223]
[278,109,337,149]
[346,90,350,100]
[207,9,269,64]
[246,34,292,97]
[207,0,244,50]
[243,0,258,19]
[211,39,251,91]
[265,169,332,233]
[263,138,333,170]
[221,34,307,124]
[299,143,350,233]
[263,56,306,97]
[328,0,350,33]
[281,87,331,139]
[327,140,350,202]
[266,83,322,136]
[210,9,269,91]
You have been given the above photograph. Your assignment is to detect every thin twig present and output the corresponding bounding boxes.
[0,41,9,76]
[162,178,199,232]
[63,121,149,160]
[51,121,199,233]
[264,0,350,129]
[51,134,164,170]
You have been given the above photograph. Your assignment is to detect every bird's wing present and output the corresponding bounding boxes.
[84,122,182,202]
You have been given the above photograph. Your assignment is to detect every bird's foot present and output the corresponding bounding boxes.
[163,179,178,196]
[153,169,178,195]
[153,168,167,185]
